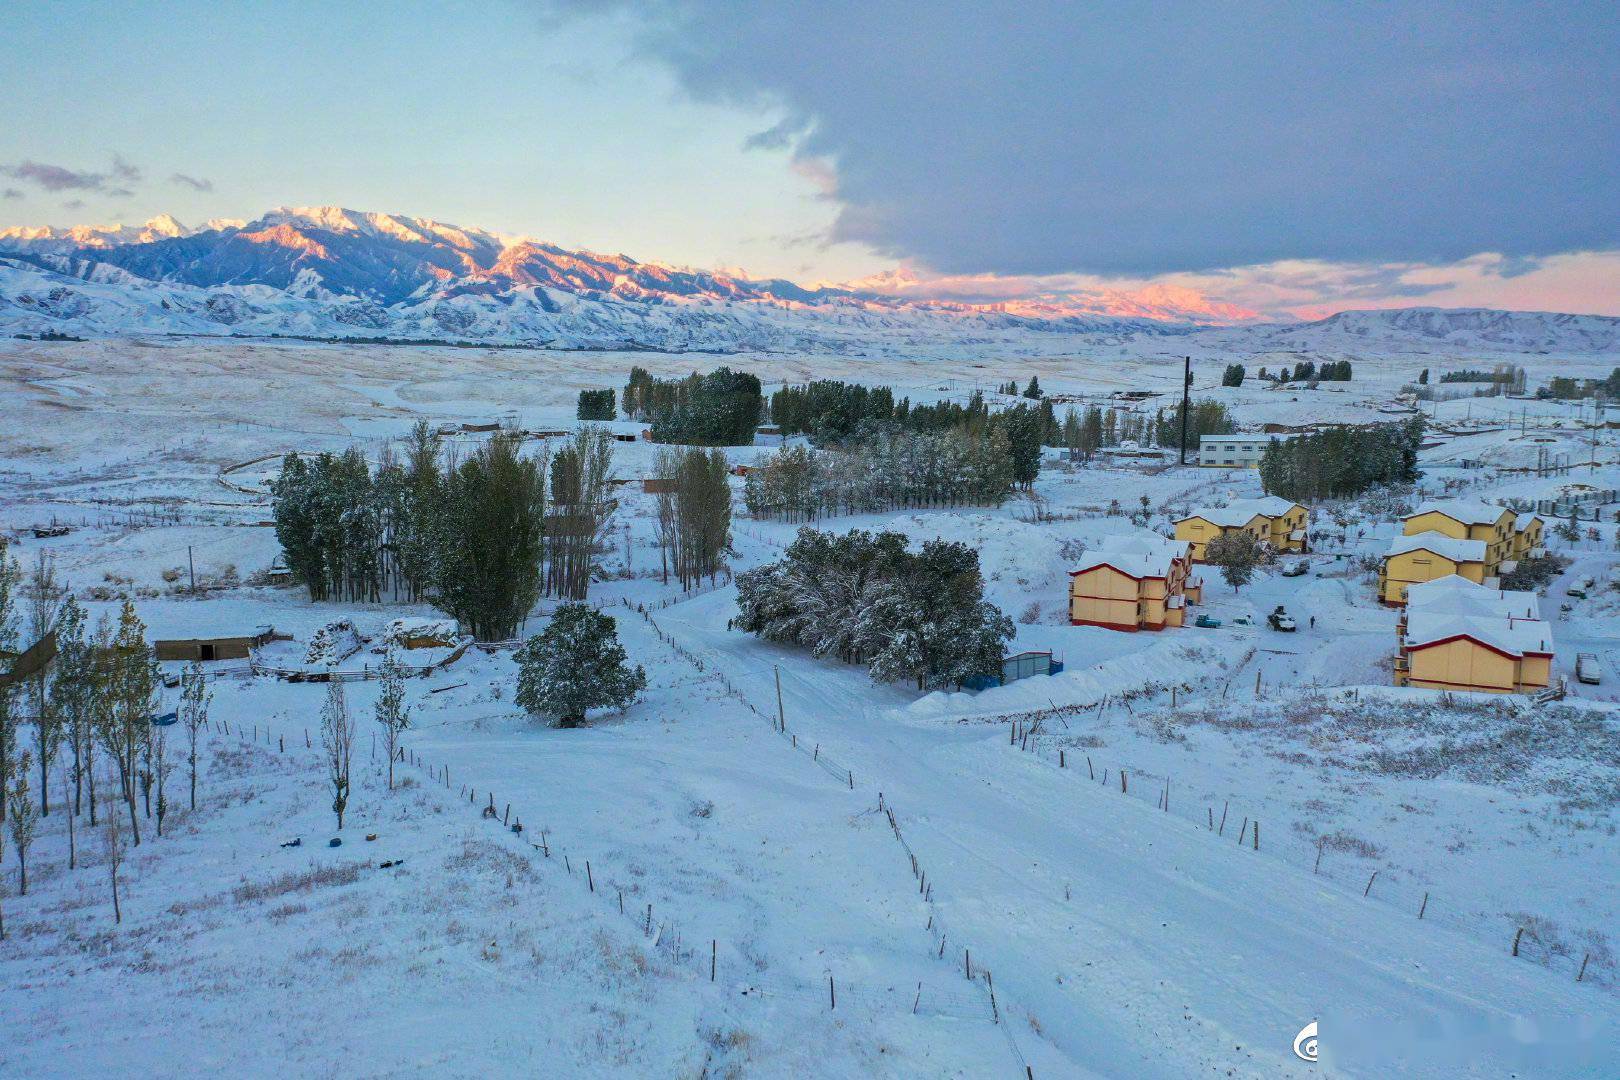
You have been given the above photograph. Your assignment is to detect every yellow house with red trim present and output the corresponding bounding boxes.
[1174,497,1309,561]
[1394,576,1552,694]
[1069,535,1202,631]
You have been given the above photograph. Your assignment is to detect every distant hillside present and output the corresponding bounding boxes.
[1210,307,1620,355]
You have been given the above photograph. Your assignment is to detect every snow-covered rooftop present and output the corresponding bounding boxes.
[1404,610,1554,658]
[1385,531,1487,564]
[1403,574,1541,620]
[1071,533,1189,580]
[1182,495,1302,528]
[1412,500,1511,526]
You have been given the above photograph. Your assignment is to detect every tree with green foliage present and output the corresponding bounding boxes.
[1418,368,1429,384]
[577,388,616,420]
[97,601,157,847]
[1204,530,1265,593]
[1023,376,1043,399]
[433,433,549,639]
[515,605,646,727]
[1222,363,1246,387]
[736,528,1013,690]
[1258,419,1423,502]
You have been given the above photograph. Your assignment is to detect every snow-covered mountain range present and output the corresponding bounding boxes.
[3,207,1617,355]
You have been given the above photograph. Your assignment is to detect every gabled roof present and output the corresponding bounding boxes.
[1411,500,1512,527]
[1071,533,1189,581]
[1514,514,1544,532]
[1385,531,1487,564]
[1179,496,1303,529]
[1403,574,1540,620]
[1404,611,1553,658]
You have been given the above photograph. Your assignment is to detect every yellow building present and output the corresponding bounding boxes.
[1511,514,1544,560]
[1395,575,1552,694]
[1378,532,1488,605]
[1174,496,1309,561]
[1069,535,1202,631]
[1403,501,1517,575]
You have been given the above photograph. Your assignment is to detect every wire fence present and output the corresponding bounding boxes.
[201,641,1037,1074]
[979,689,1613,991]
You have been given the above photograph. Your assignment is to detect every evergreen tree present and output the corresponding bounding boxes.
[576,388,616,421]
[514,605,646,727]
[433,433,549,639]
[1023,376,1043,399]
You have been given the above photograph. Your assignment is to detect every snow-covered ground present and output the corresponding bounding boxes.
[2,337,1618,1076]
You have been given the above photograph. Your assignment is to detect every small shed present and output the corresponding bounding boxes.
[961,651,1063,691]
[155,626,278,662]
[642,477,679,494]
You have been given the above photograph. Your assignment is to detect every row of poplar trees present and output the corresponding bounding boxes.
[271,424,620,640]
[0,544,204,889]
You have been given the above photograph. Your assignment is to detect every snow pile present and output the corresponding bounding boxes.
[381,616,460,649]
[305,618,362,666]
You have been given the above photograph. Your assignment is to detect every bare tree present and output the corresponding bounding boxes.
[320,677,354,829]
[373,651,410,790]
[101,784,126,924]
[60,766,76,870]
[546,428,617,600]
[8,750,38,895]
[179,661,211,810]
[0,537,19,827]
[151,723,175,838]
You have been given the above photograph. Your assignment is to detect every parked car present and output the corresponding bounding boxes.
[1566,585,1588,599]
[1194,614,1223,628]
[1280,559,1309,577]
[1232,614,1254,626]
[1267,606,1297,632]
[1576,653,1603,685]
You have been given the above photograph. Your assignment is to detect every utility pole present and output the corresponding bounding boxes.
[1178,356,1192,466]
[188,545,197,593]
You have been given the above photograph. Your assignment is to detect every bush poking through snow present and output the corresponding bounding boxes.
[515,604,646,727]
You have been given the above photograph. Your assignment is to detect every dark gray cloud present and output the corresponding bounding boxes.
[1,188,22,200]
[169,173,215,192]
[549,2,1620,277]
[1,154,144,194]
[62,199,86,210]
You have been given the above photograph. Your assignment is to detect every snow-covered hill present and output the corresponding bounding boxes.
[2,208,1617,355]
[1210,307,1620,355]
[0,207,1189,353]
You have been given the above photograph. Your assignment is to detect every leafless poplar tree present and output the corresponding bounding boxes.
[179,661,211,810]
[320,677,354,829]
[101,784,126,924]
[8,750,38,895]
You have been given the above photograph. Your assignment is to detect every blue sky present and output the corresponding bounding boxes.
[0,1,863,280]
[3,1,1618,316]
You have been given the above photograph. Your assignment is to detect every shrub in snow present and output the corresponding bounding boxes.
[514,604,646,727]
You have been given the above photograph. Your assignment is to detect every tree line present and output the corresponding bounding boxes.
[651,447,733,590]
[623,366,763,445]
[742,423,1026,521]
[1258,419,1424,502]
[735,527,1013,690]
[272,424,620,640]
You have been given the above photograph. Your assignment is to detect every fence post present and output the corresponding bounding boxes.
[828,974,836,1010]
[1512,926,1524,956]
[1364,870,1379,897]
[711,940,717,982]
[1418,892,1428,919]
[586,861,594,892]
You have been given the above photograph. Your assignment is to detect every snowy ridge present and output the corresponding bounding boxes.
[1210,306,1620,354]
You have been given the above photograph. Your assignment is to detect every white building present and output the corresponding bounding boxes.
[1197,433,1293,468]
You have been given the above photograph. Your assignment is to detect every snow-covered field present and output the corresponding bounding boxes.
[2,336,1618,1077]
